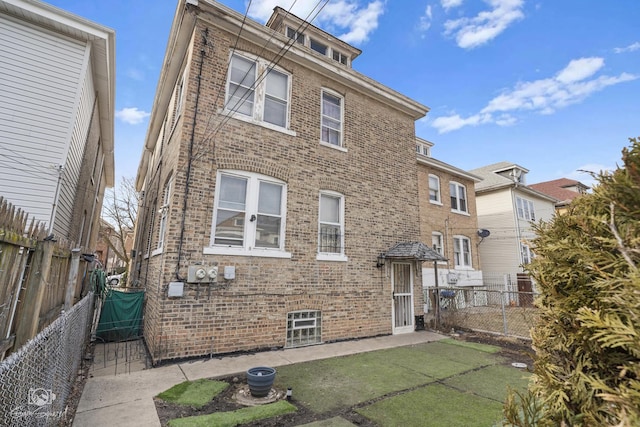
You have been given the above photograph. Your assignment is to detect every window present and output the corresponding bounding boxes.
[286,310,321,347]
[310,38,327,55]
[318,192,345,258]
[226,54,291,129]
[416,141,430,156]
[453,236,471,267]
[332,49,347,65]
[173,69,186,126]
[321,90,343,146]
[211,171,287,253]
[286,27,305,44]
[156,177,173,252]
[450,182,468,213]
[432,232,443,255]
[429,175,441,203]
[516,197,536,221]
[521,243,533,265]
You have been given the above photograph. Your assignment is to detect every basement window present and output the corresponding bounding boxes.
[286,310,322,347]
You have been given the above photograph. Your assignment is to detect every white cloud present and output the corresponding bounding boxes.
[565,163,614,188]
[418,5,433,35]
[430,57,638,133]
[126,68,144,81]
[443,0,524,49]
[116,107,150,125]
[247,0,384,45]
[614,41,640,54]
[441,0,463,11]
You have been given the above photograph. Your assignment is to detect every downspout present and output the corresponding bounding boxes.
[175,27,207,280]
[48,165,64,235]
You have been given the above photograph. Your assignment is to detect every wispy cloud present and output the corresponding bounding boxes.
[116,107,150,125]
[614,41,640,53]
[418,5,433,36]
[441,0,463,11]
[566,163,614,188]
[443,0,524,49]
[126,68,144,81]
[248,0,385,45]
[429,57,638,133]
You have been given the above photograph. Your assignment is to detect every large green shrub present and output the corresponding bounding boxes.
[504,138,640,426]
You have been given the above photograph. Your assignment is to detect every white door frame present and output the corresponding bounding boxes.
[392,262,414,334]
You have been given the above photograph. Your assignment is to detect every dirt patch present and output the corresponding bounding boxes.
[454,331,535,368]
[59,343,95,426]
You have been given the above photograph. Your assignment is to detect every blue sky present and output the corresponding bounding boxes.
[47,0,640,187]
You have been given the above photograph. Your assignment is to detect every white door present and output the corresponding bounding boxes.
[392,262,414,334]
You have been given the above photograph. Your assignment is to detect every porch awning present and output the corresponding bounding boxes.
[380,241,448,262]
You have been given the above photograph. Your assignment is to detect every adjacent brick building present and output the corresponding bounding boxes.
[132,1,436,364]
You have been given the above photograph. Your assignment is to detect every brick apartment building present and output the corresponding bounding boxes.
[133,0,440,364]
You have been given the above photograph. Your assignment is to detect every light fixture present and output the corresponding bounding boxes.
[376,253,386,269]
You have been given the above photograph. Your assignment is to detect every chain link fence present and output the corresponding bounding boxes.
[0,292,94,426]
[425,287,539,339]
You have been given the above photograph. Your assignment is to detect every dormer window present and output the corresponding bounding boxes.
[287,27,305,44]
[310,38,327,55]
[332,49,348,65]
[416,141,430,157]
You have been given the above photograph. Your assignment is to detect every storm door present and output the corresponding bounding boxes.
[392,262,414,333]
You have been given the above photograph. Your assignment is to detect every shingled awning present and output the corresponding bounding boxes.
[380,241,448,262]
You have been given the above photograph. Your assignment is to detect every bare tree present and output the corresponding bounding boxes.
[101,177,138,279]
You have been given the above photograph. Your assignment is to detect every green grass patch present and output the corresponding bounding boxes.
[440,338,501,353]
[297,416,357,426]
[157,379,229,408]
[357,383,505,427]
[167,400,297,427]
[444,364,531,402]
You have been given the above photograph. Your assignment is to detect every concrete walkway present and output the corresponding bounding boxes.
[72,331,445,426]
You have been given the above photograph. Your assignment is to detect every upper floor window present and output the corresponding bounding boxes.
[432,232,443,256]
[286,27,305,44]
[429,175,441,203]
[321,90,343,147]
[453,236,471,268]
[416,141,430,157]
[157,176,173,252]
[516,197,536,221]
[521,243,533,265]
[450,182,468,214]
[318,192,345,259]
[226,54,290,129]
[310,38,327,55]
[212,171,286,252]
[332,49,348,65]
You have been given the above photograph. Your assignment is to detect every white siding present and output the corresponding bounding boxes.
[475,189,521,276]
[0,14,87,228]
[55,63,96,239]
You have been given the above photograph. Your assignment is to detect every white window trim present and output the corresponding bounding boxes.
[450,181,469,215]
[207,170,290,258]
[153,177,173,256]
[320,88,345,149]
[521,243,533,265]
[224,52,294,133]
[516,196,536,221]
[317,191,348,262]
[453,235,472,269]
[429,174,442,205]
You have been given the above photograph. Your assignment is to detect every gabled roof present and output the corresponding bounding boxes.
[382,242,447,262]
[529,178,589,205]
[469,161,558,202]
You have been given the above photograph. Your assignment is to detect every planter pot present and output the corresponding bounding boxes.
[246,366,276,397]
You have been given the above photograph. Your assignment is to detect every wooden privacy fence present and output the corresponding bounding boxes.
[0,197,83,360]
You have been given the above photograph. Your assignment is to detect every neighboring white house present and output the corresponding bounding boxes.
[469,162,558,286]
[0,0,115,249]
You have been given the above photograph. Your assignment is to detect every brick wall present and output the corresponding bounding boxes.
[137,17,425,364]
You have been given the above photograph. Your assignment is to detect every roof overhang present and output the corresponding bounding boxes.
[417,156,483,183]
[380,241,447,263]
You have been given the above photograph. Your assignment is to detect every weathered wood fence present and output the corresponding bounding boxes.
[0,197,85,360]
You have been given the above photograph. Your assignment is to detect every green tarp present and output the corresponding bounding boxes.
[96,289,144,342]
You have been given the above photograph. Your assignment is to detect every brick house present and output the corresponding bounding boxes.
[416,138,484,311]
[132,0,435,364]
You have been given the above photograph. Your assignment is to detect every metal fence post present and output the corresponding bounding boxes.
[501,290,508,335]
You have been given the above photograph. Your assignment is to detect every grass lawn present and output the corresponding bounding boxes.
[158,337,532,426]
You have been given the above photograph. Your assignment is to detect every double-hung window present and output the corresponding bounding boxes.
[450,182,468,214]
[453,236,471,268]
[521,243,533,264]
[156,176,173,253]
[429,174,441,203]
[210,171,288,257]
[226,53,291,129]
[432,232,443,256]
[516,197,536,221]
[321,90,343,147]
[318,191,346,261]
